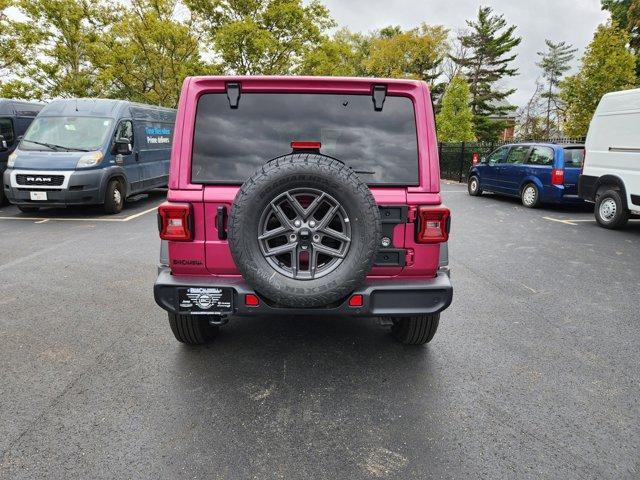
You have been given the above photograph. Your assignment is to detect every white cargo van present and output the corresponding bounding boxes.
[580,88,640,228]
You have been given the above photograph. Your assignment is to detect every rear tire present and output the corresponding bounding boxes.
[468,176,483,196]
[521,183,540,208]
[595,189,629,229]
[391,314,440,345]
[104,179,124,214]
[0,188,7,206]
[168,313,219,345]
[18,205,39,213]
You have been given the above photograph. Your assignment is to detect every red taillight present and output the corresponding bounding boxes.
[291,141,321,150]
[158,202,193,241]
[551,168,564,186]
[416,206,450,244]
[472,152,479,165]
[245,294,260,306]
[348,294,363,307]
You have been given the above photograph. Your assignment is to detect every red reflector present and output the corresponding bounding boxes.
[245,294,260,306]
[472,152,479,165]
[551,168,564,186]
[348,294,363,307]
[416,206,450,244]
[158,202,192,241]
[291,141,321,150]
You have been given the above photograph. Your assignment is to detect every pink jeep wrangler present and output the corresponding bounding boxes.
[154,76,452,346]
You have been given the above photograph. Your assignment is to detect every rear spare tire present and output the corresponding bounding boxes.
[228,154,381,308]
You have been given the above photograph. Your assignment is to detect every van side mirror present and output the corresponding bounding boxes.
[113,137,132,155]
[0,135,7,152]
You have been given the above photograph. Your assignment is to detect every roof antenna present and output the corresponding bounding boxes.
[75,98,78,112]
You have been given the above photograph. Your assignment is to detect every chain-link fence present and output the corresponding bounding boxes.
[438,137,585,182]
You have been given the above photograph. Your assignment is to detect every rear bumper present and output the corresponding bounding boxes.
[154,267,453,317]
[541,185,583,204]
[578,174,598,202]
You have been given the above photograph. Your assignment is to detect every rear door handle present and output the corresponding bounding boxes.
[216,205,227,240]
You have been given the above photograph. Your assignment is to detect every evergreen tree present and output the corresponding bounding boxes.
[436,76,476,142]
[536,40,577,136]
[453,6,521,141]
[560,23,636,137]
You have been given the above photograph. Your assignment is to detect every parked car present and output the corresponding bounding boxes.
[3,98,176,213]
[153,76,453,346]
[579,88,640,229]
[467,143,585,208]
[0,99,44,205]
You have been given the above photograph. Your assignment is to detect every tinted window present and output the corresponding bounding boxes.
[191,93,419,185]
[0,118,14,145]
[486,146,509,164]
[505,146,530,164]
[563,148,584,168]
[528,146,554,166]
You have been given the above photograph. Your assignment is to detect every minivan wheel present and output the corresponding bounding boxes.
[521,183,540,208]
[168,313,219,345]
[468,176,483,196]
[595,189,629,229]
[104,179,124,214]
[390,314,440,345]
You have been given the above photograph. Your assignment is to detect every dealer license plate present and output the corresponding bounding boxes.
[178,287,233,314]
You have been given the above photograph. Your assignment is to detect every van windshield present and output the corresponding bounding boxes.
[21,116,114,152]
[191,93,419,185]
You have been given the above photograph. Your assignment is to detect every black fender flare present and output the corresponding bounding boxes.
[99,166,129,199]
[595,175,628,208]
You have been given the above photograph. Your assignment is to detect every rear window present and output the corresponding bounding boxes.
[191,93,419,185]
[563,148,584,168]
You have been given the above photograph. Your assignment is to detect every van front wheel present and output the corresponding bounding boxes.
[468,176,483,196]
[595,189,629,229]
[104,179,124,214]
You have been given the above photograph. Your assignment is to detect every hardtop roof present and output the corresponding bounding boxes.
[39,98,176,123]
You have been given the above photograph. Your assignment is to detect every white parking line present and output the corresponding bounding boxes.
[543,216,594,226]
[0,205,158,223]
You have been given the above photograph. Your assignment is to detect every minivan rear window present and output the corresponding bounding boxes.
[563,148,584,168]
[191,93,419,185]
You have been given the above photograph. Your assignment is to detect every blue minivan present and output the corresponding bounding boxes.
[467,143,585,208]
[3,98,176,213]
[0,99,44,205]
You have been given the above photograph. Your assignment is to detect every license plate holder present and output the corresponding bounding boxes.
[178,287,233,315]
[29,191,47,201]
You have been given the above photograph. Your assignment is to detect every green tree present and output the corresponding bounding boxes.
[453,6,521,141]
[602,0,640,76]
[364,23,449,91]
[94,0,206,107]
[536,40,577,136]
[560,23,636,137]
[298,28,368,77]
[13,0,114,99]
[436,76,476,142]
[186,0,334,75]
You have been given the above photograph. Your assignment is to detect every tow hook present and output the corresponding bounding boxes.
[209,316,229,326]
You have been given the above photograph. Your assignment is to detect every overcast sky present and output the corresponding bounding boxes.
[319,0,609,107]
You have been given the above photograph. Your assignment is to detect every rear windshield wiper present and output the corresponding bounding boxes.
[22,139,90,152]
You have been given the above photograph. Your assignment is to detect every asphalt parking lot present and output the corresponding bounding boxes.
[1,185,639,479]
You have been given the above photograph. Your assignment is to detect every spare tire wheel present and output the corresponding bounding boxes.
[228,154,381,308]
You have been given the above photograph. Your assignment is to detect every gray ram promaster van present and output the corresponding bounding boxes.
[3,98,176,213]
